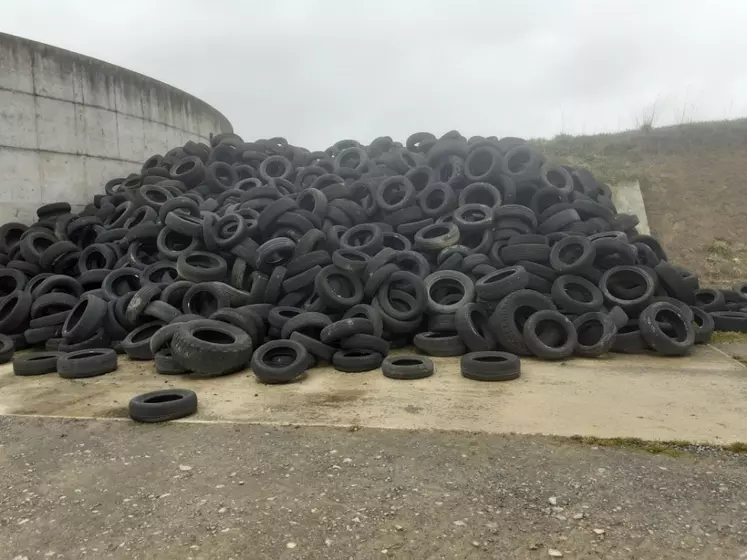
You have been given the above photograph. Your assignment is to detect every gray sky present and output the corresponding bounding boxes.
[4,0,747,149]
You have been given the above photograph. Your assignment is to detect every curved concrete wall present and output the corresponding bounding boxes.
[0,32,232,224]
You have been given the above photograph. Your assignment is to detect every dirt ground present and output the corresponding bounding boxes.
[2,417,747,560]
[540,119,747,286]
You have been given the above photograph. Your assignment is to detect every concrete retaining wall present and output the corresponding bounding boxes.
[0,32,232,224]
[611,180,651,235]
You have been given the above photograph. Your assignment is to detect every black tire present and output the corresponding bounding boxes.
[149,323,183,355]
[31,274,83,300]
[280,312,332,340]
[289,331,335,362]
[0,289,32,333]
[171,319,253,376]
[0,268,28,296]
[0,334,14,363]
[125,284,162,324]
[155,349,188,375]
[452,203,494,233]
[102,268,141,301]
[315,265,364,309]
[693,288,725,312]
[13,351,63,376]
[58,348,118,378]
[573,312,618,357]
[339,334,391,356]
[607,306,629,330]
[181,283,231,317]
[549,235,595,274]
[691,307,714,344]
[474,266,528,301]
[287,250,333,276]
[78,243,117,273]
[413,223,460,251]
[538,208,581,235]
[413,331,466,356]
[122,321,165,360]
[256,237,296,273]
[59,326,110,353]
[489,289,556,355]
[0,222,28,254]
[710,312,747,333]
[460,351,520,381]
[143,301,181,323]
[39,241,79,271]
[332,349,384,372]
[599,266,655,315]
[454,303,496,351]
[551,275,603,314]
[251,339,309,383]
[320,318,374,345]
[375,270,426,321]
[177,251,228,283]
[500,243,551,265]
[382,355,434,380]
[61,294,107,343]
[161,281,194,309]
[423,270,475,314]
[210,307,262,348]
[655,261,696,305]
[24,325,61,345]
[165,212,204,237]
[129,389,198,422]
[639,302,694,356]
[20,229,57,265]
[523,309,577,359]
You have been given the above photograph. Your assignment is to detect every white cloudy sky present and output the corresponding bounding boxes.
[4,0,747,149]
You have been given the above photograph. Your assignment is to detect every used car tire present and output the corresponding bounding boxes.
[128,388,197,422]
[460,351,521,381]
[57,348,118,378]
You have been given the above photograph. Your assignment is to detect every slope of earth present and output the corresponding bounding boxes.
[538,119,747,286]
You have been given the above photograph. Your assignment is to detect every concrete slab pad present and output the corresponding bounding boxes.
[0,346,745,443]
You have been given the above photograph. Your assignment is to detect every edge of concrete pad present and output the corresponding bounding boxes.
[1,345,745,444]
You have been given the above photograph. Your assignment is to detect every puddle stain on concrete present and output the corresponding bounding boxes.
[304,390,365,407]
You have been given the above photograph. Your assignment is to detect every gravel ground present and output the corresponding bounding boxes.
[1,417,747,560]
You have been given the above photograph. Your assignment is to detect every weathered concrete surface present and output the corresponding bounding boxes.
[2,417,747,560]
[1,346,745,444]
[611,180,651,235]
[0,32,232,223]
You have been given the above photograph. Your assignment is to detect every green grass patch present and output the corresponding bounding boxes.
[724,442,747,453]
[565,435,747,456]
[566,435,688,457]
[710,331,747,344]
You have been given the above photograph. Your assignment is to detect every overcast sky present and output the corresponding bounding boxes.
[4,0,747,150]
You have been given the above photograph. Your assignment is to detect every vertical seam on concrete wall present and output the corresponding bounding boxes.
[30,44,42,212]
[140,88,147,159]
[71,58,87,199]
[113,78,123,163]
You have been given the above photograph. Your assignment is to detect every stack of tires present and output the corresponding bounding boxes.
[0,131,740,383]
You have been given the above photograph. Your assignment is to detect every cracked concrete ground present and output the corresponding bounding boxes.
[1,417,746,560]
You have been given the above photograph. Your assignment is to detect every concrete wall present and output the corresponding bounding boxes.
[611,180,651,235]
[0,32,232,224]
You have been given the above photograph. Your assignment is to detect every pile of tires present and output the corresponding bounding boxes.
[0,130,742,383]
